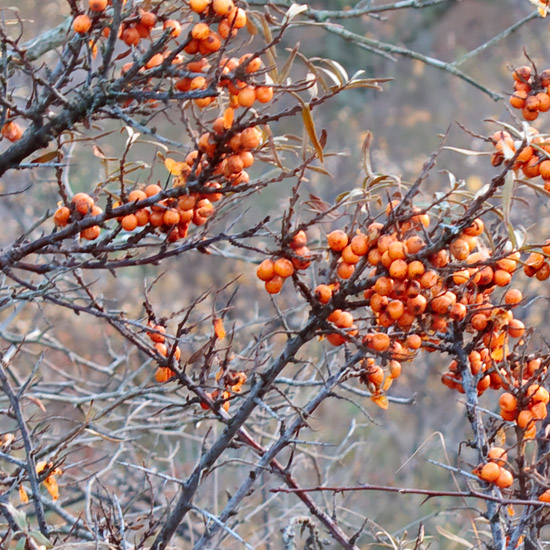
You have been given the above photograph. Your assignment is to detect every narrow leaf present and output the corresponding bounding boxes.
[301,104,324,162]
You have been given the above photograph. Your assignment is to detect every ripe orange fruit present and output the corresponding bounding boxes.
[121,27,140,46]
[164,19,182,38]
[488,447,507,465]
[81,225,100,240]
[479,462,501,483]
[213,0,235,16]
[190,0,210,13]
[147,324,166,343]
[327,229,349,252]
[255,86,274,103]
[89,0,107,11]
[495,468,513,489]
[337,261,355,279]
[499,392,517,412]
[121,214,138,231]
[265,275,284,294]
[73,14,92,33]
[54,206,71,227]
[504,288,522,305]
[72,192,94,215]
[314,284,332,304]
[364,332,390,352]
[273,258,294,278]
[256,259,275,281]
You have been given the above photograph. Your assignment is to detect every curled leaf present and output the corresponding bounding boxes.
[214,318,226,340]
[370,393,388,410]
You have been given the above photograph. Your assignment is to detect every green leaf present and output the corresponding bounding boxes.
[29,530,53,548]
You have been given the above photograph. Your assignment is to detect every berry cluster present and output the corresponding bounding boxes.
[146,321,181,383]
[256,230,312,294]
[53,193,103,240]
[509,65,550,121]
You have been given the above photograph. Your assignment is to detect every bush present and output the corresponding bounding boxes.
[1,1,550,549]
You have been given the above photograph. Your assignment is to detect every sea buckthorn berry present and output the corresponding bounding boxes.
[164,20,182,38]
[140,10,157,27]
[479,462,501,483]
[517,409,535,430]
[72,193,94,215]
[510,90,527,109]
[463,218,484,237]
[190,0,210,13]
[513,65,531,83]
[314,284,332,304]
[488,447,507,465]
[327,230,348,252]
[290,230,307,249]
[504,288,522,305]
[337,261,355,279]
[364,332,390,352]
[81,225,100,240]
[121,214,138,231]
[507,319,525,338]
[213,0,235,16]
[499,392,517,412]
[389,259,408,280]
[256,259,275,281]
[539,490,550,503]
[54,206,71,227]
[265,275,284,294]
[450,238,470,260]
[73,14,92,33]
[147,324,166,343]
[89,0,107,11]
[350,234,368,256]
[122,27,140,46]
[273,258,294,278]
[495,468,513,489]
[255,86,274,103]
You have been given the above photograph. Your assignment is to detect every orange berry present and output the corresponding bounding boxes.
[255,86,274,103]
[237,86,256,108]
[314,284,332,304]
[463,218,484,237]
[539,490,550,503]
[257,259,275,281]
[504,288,522,305]
[164,19,182,38]
[155,367,174,383]
[479,462,501,483]
[121,214,138,231]
[73,14,92,33]
[389,259,408,280]
[350,234,369,256]
[499,392,517,412]
[364,332,390,352]
[265,275,284,294]
[89,0,107,11]
[140,10,157,27]
[192,22,210,40]
[54,206,71,227]
[81,225,100,240]
[189,0,210,13]
[327,230,348,252]
[145,184,162,197]
[72,192,94,215]
[147,324,166,343]
[212,0,235,16]
[337,261,355,279]
[273,258,294,278]
[488,447,507,465]
[507,319,525,338]
[121,27,140,46]
[495,468,513,489]
[517,409,535,430]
